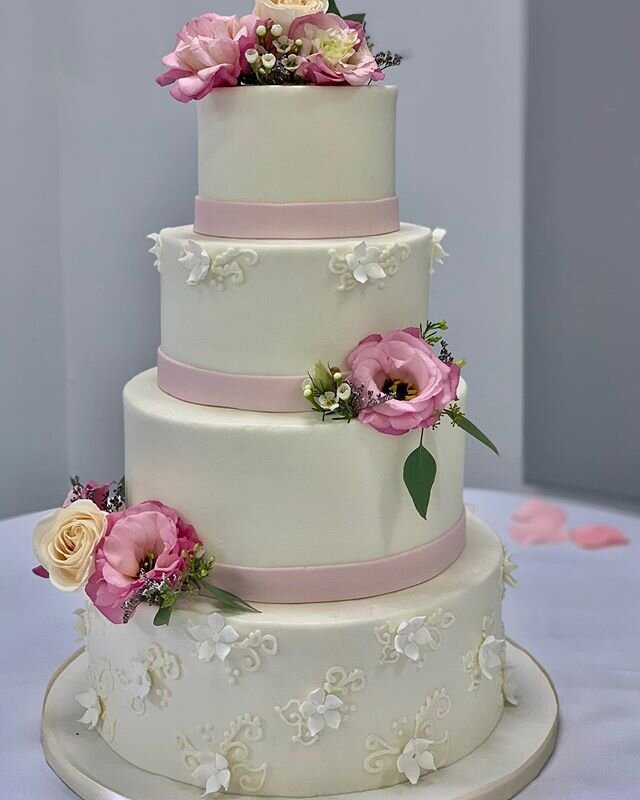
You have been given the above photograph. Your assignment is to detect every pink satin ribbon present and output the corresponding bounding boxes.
[209,514,466,604]
[194,195,400,240]
[157,349,310,413]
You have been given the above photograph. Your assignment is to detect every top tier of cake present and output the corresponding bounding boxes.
[195,86,399,239]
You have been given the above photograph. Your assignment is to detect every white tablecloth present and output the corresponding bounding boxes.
[1,489,638,799]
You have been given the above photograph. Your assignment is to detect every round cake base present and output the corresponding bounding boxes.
[41,642,558,800]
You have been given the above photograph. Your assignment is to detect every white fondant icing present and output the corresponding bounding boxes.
[157,224,432,376]
[124,370,467,571]
[197,87,397,205]
[85,515,505,796]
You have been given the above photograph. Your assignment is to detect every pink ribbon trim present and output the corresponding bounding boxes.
[157,349,310,413]
[209,514,466,604]
[194,196,400,240]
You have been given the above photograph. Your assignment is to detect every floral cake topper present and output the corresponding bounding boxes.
[156,1,402,100]
[303,323,498,519]
[32,477,258,627]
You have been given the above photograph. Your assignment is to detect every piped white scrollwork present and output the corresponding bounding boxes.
[85,658,117,743]
[364,688,452,782]
[375,608,456,667]
[328,241,411,291]
[180,241,259,290]
[275,666,366,746]
[118,643,181,715]
[177,714,268,795]
[186,614,278,686]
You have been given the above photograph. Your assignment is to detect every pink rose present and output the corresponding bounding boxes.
[86,501,200,623]
[346,328,461,436]
[156,14,259,102]
[63,481,112,510]
[289,14,384,86]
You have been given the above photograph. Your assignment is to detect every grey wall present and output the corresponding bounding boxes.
[525,0,640,505]
[0,0,526,518]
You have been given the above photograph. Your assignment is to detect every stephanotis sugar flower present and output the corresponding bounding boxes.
[33,479,257,625]
[156,13,259,101]
[290,14,384,86]
[303,321,498,519]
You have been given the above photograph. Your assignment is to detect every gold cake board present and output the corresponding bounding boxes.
[42,642,558,800]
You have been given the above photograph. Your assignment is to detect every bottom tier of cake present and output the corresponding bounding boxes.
[84,513,512,797]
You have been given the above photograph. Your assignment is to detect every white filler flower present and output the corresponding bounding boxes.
[189,613,240,662]
[300,688,343,736]
[397,738,437,785]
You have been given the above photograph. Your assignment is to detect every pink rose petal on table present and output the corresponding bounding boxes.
[569,525,630,550]
[508,498,569,546]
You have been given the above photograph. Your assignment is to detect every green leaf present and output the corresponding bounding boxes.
[327,0,342,15]
[201,582,261,614]
[153,605,173,627]
[344,13,366,24]
[403,444,438,519]
[449,413,500,456]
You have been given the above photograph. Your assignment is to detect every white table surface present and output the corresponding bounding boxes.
[1,488,638,799]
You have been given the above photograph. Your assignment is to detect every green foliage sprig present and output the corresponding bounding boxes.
[120,546,260,627]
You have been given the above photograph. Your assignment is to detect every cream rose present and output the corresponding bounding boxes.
[33,500,107,592]
[253,0,329,33]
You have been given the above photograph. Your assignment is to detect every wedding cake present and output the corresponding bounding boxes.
[34,5,556,799]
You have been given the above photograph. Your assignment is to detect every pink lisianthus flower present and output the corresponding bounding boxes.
[85,501,200,624]
[156,14,259,102]
[63,481,112,510]
[347,328,461,436]
[289,14,384,86]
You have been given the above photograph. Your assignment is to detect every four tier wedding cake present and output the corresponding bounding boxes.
[34,4,554,798]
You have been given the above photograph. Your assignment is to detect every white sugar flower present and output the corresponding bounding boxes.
[346,241,386,285]
[430,229,449,272]
[478,635,506,681]
[73,608,88,641]
[76,688,102,730]
[397,738,437,785]
[262,53,277,70]
[147,233,162,270]
[192,752,231,796]
[245,48,260,65]
[300,688,343,736]
[337,383,352,401]
[503,666,518,706]
[121,659,152,701]
[502,549,519,590]
[318,392,340,412]
[189,613,239,662]
[394,617,435,662]
[179,240,211,285]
